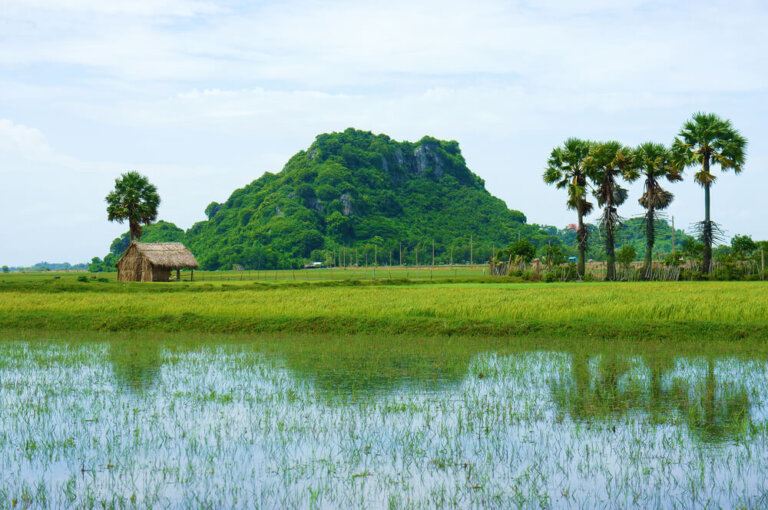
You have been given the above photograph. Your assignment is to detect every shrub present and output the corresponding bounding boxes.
[521,270,541,282]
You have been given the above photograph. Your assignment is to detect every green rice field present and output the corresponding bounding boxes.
[2,274,768,507]
[1,273,768,340]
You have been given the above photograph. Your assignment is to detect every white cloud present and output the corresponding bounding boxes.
[0,119,224,265]
[0,0,767,263]
[0,0,223,17]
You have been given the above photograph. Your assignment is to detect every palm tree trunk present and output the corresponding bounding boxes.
[643,209,654,279]
[605,214,615,281]
[703,181,712,273]
[577,208,586,277]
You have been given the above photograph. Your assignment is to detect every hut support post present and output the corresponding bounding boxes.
[176,269,181,282]
[191,269,194,282]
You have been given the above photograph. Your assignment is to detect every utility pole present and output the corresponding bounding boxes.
[470,236,473,266]
[432,240,435,266]
[416,245,418,267]
[399,242,402,266]
[450,246,453,266]
[762,247,765,280]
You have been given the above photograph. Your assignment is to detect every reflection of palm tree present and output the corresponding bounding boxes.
[109,339,162,393]
[670,358,751,443]
[553,352,751,443]
[553,353,635,420]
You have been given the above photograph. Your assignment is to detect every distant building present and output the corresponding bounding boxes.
[116,242,199,282]
[566,224,578,231]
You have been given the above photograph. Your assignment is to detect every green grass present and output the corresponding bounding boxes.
[2,275,768,340]
[2,264,491,284]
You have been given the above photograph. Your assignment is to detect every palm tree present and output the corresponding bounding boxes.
[544,138,593,277]
[671,113,747,273]
[586,142,637,281]
[105,171,160,242]
[634,142,682,279]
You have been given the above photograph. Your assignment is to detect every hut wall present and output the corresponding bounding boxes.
[151,267,171,282]
[117,249,159,282]
[141,258,153,282]
[117,246,143,282]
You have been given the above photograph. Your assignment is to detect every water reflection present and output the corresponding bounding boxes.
[3,334,768,508]
[273,336,486,396]
[109,339,162,392]
[551,352,752,442]
[103,336,759,443]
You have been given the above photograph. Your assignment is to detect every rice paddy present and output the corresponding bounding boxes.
[1,277,768,340]
[2,276,768,507]
[1,332,767,508]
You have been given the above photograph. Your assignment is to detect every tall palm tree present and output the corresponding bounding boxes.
[671,113,747,273]
[586,142,637,281]
[544,138,593,277]
[634,142,682,279]
[105,171,160,242]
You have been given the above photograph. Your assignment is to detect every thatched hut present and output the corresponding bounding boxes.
[116,242,199,282]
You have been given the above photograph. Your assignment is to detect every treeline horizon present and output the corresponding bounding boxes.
[71,120,761,277]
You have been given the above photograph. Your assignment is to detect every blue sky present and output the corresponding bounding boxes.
[1,0,766,265]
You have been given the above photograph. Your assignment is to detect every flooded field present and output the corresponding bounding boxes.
[1,333,767,508]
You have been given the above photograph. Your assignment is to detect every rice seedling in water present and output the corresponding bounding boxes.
[0,333,767,508]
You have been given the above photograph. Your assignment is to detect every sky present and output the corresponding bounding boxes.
[1,0,766,266]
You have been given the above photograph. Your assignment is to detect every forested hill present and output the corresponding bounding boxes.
[98,129,557,270]
[92,128,692,270]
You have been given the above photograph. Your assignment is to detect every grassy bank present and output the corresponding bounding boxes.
[2,278,768,340]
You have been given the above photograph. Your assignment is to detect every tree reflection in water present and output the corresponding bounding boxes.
[551,351,751,443]
[109,338,162,393]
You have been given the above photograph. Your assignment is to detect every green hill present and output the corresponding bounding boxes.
[91,129,692,271]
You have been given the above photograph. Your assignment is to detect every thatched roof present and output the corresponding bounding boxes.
[126,242,199,269]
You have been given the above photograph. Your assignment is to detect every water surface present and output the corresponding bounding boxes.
[1,334,767,508]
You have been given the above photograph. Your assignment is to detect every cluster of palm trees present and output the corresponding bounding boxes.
[544,112,747,280]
